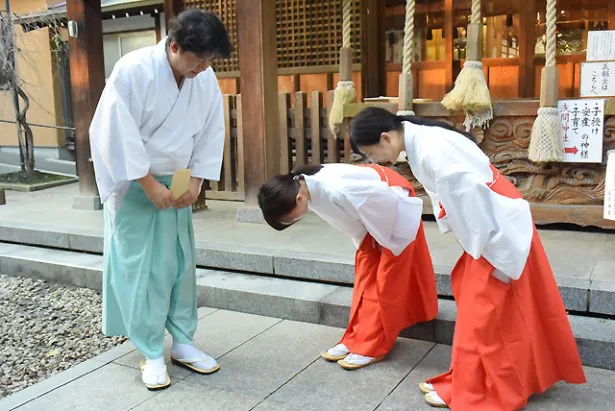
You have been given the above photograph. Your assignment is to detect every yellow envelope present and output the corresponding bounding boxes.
[170,169,192,199]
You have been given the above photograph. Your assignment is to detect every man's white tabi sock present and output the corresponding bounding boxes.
[142,356,168,386]
[171,342,218,371]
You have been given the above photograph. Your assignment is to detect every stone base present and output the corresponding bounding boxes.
[72,194,102,210]
[236,206,265,224]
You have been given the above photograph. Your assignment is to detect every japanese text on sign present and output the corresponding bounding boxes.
[604,151,615,221]
[581,62,615,97]
[587,31,615,61]
[558,99,604,163]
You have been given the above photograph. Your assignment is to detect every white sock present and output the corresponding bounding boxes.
[343,353,375,365]
[327,343,349,356]
[142,356,167,386]
[426,391,446,406]
[145,357,165,367]
[423,382,434,391]
[171,342,218,370]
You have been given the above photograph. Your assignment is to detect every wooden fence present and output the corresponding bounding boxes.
[202,90,358,203]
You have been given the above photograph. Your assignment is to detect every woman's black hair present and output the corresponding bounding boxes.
[168,9,233,58]
[348,107,475,156]
[258,164,323,231]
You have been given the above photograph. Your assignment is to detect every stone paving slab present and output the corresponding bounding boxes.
[264,338,434,411]
[2,309,613,411]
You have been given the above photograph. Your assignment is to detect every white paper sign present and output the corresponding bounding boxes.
[604,151,615,221]
[558,99,604,163]
[580,62,615,97]
[587,31,615,61]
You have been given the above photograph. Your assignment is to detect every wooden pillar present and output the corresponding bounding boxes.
[236,0,279,205]
[360,0,385,98]
[164,0,183,28]
[518,0,536,98]
[444,0,454,92]
[609,0,615,30]
[67,0,105,209]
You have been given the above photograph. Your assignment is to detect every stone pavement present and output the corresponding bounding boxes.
[0,308,612,411]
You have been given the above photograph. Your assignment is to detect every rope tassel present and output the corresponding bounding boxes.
[529,0,564,162]
[441,0,492,131]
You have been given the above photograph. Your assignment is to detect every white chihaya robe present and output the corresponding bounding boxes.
[402,121,534,280]
[300,164,424,256]
[90,38,225,213]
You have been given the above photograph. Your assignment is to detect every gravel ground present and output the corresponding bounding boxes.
[0,274,127,399]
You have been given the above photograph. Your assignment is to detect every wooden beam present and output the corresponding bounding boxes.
[164,0,183,28]
[236,0,279,204]
[361,0,385,97]
[66,0,106,207]
[518,0,536,98]
[444,0,454,92]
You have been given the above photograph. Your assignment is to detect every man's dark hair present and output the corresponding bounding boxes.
[168,9,233,58]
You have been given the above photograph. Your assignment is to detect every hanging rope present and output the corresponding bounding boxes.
[529,0,563,162]
[342,0,352,48]
[441,0,493,131]
[328,0,356,137]
[397,0,415,116]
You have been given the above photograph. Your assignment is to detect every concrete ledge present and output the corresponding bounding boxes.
[0,177,78,193]
[1,243,613,371]
[589,280,615,316]
[0,237,602,314]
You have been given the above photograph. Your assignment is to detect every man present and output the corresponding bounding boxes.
[90,9,232,391]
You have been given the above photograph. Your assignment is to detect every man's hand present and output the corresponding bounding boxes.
[138,173,173,209]
[172,177,202,209]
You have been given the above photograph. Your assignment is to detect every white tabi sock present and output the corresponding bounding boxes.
[343,353,375,365]
[142,356,168,386]
[422,383,434,391]
[426,391,447,406]
[171,342,218,371]
[327,343,350,357]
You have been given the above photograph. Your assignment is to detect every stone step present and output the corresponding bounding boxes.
[0,220,613,316]
[0,243,613,371]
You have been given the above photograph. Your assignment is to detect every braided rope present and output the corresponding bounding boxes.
[342,0,352,48]
[402,0,415,75]
[471,0,481,24]
[545,0,557,67]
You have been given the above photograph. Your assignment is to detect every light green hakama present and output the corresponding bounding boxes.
[102,176,197,359]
